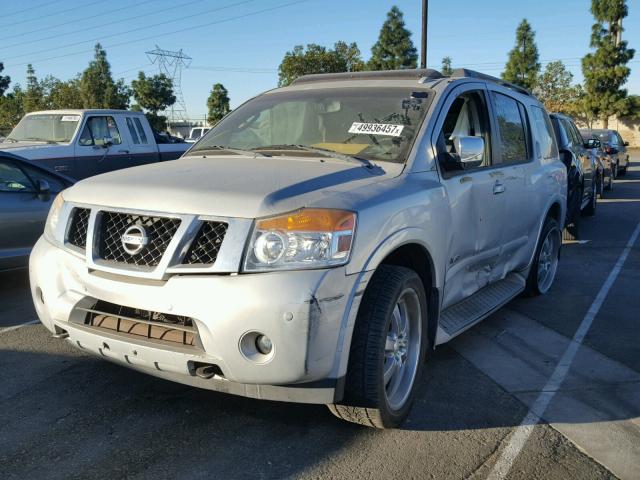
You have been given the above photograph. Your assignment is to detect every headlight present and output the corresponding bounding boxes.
[244,208,356,271]
[43,193,65,244]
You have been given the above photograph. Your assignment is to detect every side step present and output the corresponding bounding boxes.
[435,273,526,345]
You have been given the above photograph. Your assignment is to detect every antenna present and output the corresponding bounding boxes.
[146,45,192,124]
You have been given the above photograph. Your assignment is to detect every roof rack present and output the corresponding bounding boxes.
[451,68,532,97]
[290,69,444,85]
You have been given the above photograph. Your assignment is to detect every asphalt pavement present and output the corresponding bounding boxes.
[1,151,639,480]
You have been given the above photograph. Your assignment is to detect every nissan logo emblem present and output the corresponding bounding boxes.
[121,225,149,255]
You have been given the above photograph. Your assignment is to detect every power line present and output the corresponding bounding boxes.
[6,0,103,29]
[4,0,311,69]
[2,0,259,61]
[0,0,159,42]
[3,0,65,18]
[0,0,208,50]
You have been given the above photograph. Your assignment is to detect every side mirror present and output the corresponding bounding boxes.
[560,149,573,168]
[624,141,629,146]
[453,136,484,169]
[585,138,600,149]
[102,137,113,148]
[37,179,50,193]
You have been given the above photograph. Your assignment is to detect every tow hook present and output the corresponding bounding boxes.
[52,332,69,339]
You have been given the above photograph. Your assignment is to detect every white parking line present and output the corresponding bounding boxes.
[487,221,640,480]
[0,319,39,334]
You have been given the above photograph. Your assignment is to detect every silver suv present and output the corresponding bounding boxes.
[30,69,566,428]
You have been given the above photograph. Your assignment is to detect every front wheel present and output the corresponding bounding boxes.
[525,217,561,296]
[583,181,596,217]
[329,265,428,428]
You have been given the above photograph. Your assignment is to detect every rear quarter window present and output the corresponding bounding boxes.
[530,107,558,160]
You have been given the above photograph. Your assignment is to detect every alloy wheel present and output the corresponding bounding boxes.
[537,227,561,293]
[383,288,422,411]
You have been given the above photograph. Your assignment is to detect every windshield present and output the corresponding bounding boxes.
[7,114,80,143]
[191,87,432,163]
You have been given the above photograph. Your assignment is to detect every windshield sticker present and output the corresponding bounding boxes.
[61,115,80,122]
[348,122,404,137]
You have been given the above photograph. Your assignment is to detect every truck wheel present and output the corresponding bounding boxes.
[525,217,561,296]
[597,174,605,199]
[583,182,596,217]
[328,265,428,428]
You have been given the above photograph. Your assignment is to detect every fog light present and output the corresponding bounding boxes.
[255,334,273,355]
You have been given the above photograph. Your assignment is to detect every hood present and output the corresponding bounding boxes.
[0,141,69,156]
[64,154,401,218]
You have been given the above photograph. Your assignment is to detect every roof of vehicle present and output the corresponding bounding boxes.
[24,109,145,116]
[289,68,533,98]
[581,129,617,134]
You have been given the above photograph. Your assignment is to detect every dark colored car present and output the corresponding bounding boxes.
[549,113,599,240]
[580,131,613,192]
[0,152,73,271]
[580,128,630,177]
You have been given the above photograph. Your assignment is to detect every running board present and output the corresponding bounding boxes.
[435,273,526,345]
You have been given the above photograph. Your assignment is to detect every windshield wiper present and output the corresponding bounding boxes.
[255,144,373,168]
[193,145,270,157]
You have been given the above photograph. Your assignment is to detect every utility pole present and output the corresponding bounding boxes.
[420,0,428,68]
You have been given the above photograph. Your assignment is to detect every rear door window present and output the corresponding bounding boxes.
[133,118,148,144]
[530,107,558,160]
[492,92,527,163]
[126,118,140,144]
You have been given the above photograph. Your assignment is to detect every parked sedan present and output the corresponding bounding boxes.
[550,113,599,240]
[580,128,630,177]
[0,152,73,271]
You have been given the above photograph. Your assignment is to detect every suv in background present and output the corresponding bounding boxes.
[549,113,599,240]
[30,69,566,428]
[581,128,630,177]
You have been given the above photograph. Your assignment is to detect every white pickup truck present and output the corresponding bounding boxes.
[0,109,190,179]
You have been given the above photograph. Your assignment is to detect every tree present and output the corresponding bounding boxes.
[581,0,635,128]
[0,85,25,132]
[23,64,44,113]
[79,43,130,109]
[47,78,84,110]
[207,83,230,125]
[368,6,417,70]
[278,42,364,87]
[502,19,541,91]
[131,72,175,115]
[0,62,10,97]
[441,56,453,76]
[534,61,580,115]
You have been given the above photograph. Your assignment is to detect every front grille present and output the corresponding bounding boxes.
[182,221,228,265]
[67,208,90,249]
[98,212,181,267]
[80,300,199,349]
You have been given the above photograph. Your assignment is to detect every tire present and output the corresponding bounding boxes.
[563,220,579,241]
[525,216,561,296]
[605,172,613,191]
[597,174,605,199]
[612,162,619,179]
[328,265,428,428]
[619,166,627,176]
[583,181,596,217]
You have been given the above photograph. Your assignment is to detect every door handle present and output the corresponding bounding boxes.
[53,165,68,172]
[118,149,130,154]
[493,181,505,195]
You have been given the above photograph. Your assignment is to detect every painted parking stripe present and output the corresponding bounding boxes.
[487,221,640,480]
[0,319,39,334]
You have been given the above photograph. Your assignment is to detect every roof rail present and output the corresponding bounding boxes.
[290,69,444,85]
[451,68,532,97]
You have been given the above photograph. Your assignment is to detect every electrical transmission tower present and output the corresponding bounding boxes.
[146,45,192,124]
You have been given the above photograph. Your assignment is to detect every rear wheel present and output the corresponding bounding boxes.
[526,217,561,296]
[612,162,619,179]
[583,181,596,217]
[328,265,427,428]
[605,172,613,191]
[597,174,605,199]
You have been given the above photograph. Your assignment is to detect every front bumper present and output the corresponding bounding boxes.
[29,237,365,404]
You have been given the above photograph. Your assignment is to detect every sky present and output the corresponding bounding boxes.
[1,0,638,120]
